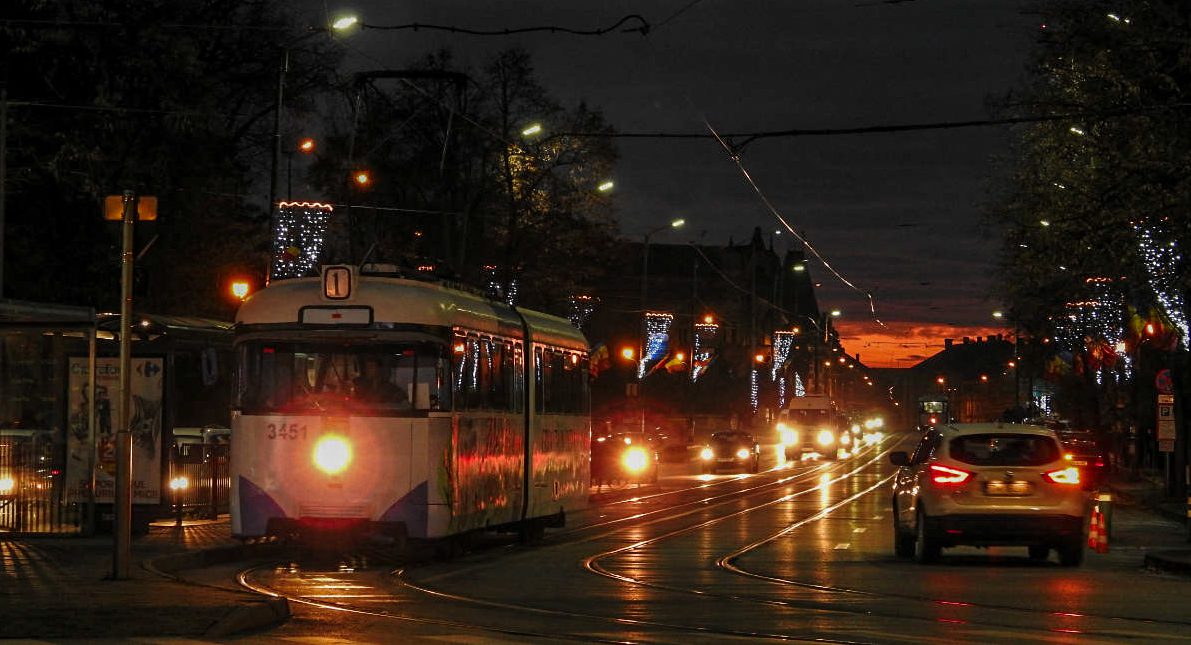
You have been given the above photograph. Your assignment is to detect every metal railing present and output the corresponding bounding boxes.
[0,430,81,533]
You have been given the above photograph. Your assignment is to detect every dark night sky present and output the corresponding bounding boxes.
[306,1,1039,367]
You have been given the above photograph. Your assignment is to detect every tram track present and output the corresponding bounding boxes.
[575,436,1191,640]
[399,427,1191,643]
[242,431,1185,642]
[236,442,894,643]
[576,434,1191,639]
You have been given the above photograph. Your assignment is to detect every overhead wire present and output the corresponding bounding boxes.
[636,26,888,329]
[359,15,651,36]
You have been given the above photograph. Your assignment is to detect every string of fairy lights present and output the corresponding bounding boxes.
[639,312,674,379]
[272,202,333,280]
[691,321,719,383]
[1138,225,1189,342]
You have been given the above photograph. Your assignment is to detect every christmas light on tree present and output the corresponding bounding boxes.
[1138,226,1189,344]
[272,202,333,280]
[794,372,805,397]
[569,295,596,329]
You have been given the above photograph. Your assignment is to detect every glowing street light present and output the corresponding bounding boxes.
[229,280,251,301]
[298,137,316,154]
[331,13,360,31]
[521,123,542,137]
[598,180,615,192]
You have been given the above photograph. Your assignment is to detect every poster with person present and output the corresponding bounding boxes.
[66,357,164,504]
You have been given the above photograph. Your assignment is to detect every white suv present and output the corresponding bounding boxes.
[890,423,1090,566]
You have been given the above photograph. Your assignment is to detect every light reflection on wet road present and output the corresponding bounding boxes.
[244,433,1191,644]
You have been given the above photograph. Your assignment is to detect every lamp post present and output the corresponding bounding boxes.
[267,16,357,284]
[638,218,685,432]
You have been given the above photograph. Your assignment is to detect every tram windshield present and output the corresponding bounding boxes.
[234,340,450,414]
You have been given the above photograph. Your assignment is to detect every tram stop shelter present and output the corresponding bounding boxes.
[0,299,233,535]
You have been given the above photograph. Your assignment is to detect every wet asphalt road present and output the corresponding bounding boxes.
[235,432,1191,644]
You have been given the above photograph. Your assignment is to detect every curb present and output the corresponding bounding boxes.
[205,596,291,638]
[147,541,285,577]
[144,542,291,637]
[1144,551,1191,578]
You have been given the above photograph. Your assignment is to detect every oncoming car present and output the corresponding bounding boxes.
[700,431,760,474]
[890,423,1090,566]
[591,432,659,487]
[776,394,851,461]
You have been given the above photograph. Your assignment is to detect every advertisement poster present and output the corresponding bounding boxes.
[66,357,164,504]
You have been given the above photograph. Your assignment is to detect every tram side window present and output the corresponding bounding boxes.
[535,349,588,414]
[452,333,519,412]
[512,344,524,413]
[452,335,479,410]
[485,339,514,411]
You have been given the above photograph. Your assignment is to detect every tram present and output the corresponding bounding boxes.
[916,394,949,432]
[230,265,591,545]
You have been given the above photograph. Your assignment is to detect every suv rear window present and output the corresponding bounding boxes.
[948,434,1060,466]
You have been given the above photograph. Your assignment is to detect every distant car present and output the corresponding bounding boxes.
[1057,430,1108,490]
[700,431,760,474]
[591,432,659,487]
[889,423,1090,566]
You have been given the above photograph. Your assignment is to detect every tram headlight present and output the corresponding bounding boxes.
[0,476,14,495]
[313,435,352,475]
[623,447,649,473]
[735,448,751,460]
[816,429,835,447]
[700,447,715,461]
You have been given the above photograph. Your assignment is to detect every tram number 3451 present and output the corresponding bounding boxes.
[266,423,308,440]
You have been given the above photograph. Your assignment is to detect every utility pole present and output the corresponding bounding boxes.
[114,190,136,580]
[0,84,7,298]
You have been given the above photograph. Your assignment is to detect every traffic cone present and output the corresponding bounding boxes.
[1094,509,1109,554]
[1087,506,1100,549]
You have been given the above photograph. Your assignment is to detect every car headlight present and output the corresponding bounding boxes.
[700,447,714,461]
[816,429,835,446]
[623,447,649,473]
[313,435,352,474]
[736,448,750,460]
[840,433,851,446]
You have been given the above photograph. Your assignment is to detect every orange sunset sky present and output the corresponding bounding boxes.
[832,321,1011,369]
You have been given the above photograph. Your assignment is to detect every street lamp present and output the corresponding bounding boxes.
[637,218,685,432]
[267,16,358,283]
[639,218,686,374]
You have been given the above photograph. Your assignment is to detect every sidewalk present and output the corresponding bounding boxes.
[1105,472,1191,576]
[0,517,286,639]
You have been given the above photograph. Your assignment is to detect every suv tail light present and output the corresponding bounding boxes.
[1042,466,1081,485]
[929,463,973,485]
